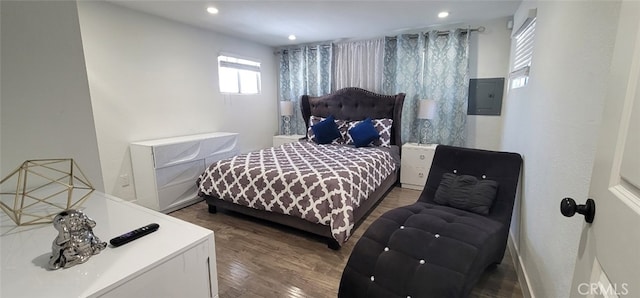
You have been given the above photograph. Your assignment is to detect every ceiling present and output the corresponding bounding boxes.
[108,0,522,48]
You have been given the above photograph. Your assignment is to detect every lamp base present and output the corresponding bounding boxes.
[420,119,432,144]
[283,116,292,136]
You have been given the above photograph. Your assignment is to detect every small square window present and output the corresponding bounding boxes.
[218,55,261,94]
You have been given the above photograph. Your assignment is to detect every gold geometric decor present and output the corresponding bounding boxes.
[0,159,94,226]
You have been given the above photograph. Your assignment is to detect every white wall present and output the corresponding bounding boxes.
[0,1,104,191]
[467,17,512,150]
[502,1,620,297]
[77,2,278,200]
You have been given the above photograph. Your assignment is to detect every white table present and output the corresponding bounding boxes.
[400,143,438,190]
[1,191,218,298]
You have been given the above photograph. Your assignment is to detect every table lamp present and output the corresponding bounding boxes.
[417,99,437,144]
[280,101,294,135]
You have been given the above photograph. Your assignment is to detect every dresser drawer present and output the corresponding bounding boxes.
[155,160,205,189]
[204,149,239,167]
[153,141,202,169]
[134,132,238,169]
[157,179,202,213]
[199,134,239,161]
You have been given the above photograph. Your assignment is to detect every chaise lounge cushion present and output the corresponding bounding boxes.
[339,202,505,297]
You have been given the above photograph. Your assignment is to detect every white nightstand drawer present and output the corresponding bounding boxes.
[401,166,429,186]
[400,143,437,190]
[403,150,432,166]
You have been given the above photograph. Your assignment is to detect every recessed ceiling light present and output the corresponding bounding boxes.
[207,6,219,14]
[438,11,449,18]
[288,35,297,41]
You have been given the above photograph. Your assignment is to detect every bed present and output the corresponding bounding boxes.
[197,87,405,249]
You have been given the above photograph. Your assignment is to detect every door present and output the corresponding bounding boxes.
[569,2,640,297]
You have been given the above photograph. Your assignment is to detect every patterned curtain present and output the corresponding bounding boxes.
[424,30,470,146]
[279,44,332,135]
[383,30,469,145]
[382,34,427,143]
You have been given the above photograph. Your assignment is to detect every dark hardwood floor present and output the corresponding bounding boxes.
[170,187,523,298]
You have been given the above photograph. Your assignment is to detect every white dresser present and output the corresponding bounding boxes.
[1,191,218,298]
[130,132,239,213]
[400,143,438,190]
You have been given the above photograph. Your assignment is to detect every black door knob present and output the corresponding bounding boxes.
[560,198,595,223]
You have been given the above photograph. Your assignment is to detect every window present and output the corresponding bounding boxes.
[510,13,536,89]
[218,55,261,94]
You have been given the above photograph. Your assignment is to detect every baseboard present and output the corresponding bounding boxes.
[508,232,535,298]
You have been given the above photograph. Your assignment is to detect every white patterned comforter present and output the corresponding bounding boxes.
[197,141,397,245]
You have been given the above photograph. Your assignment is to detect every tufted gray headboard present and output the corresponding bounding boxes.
[300,87,405,146]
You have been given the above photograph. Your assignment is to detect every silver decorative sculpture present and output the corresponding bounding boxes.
[48,209,107,270]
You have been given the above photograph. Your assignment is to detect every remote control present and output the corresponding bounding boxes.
[109,223,160,247]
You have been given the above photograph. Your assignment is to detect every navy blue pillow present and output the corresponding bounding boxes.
[348,118,380,148]
[311,115,342,144]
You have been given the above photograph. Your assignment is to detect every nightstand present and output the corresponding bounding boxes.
[273,134,305,147]
[401,143,438,190]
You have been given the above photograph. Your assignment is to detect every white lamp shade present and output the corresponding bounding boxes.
[280,101,294,116]
[417,100,437,120]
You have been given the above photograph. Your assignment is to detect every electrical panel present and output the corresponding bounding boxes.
[468,78,505,116]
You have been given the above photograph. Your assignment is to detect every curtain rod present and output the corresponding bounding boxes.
[438,26,485,35]
[386,26,486,40]
[275,45,332,55]
[275,26,485,55]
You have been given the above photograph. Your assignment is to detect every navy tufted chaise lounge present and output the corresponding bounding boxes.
[339,145,522,298]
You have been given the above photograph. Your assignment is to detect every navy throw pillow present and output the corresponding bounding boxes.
[348,118,380,148]
[311,115,342,144]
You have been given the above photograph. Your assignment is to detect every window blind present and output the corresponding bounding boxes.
[513,18,536,71]
[510,17,536,89]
